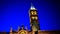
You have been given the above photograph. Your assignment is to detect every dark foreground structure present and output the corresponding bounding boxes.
[0,31,60,34]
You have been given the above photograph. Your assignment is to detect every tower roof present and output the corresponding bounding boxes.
[30,3,36,10]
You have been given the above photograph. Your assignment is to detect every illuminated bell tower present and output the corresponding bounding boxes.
[29,4,40,33]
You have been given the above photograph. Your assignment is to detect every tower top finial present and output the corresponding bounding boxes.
[30,3,36,10]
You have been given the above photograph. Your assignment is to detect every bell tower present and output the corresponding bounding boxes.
[29,4,40,34]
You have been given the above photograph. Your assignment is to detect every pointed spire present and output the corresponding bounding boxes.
[25,26,28,30]
[22,26,24,30]
[10,27,12,32]
[18,26,20,31]
[30,3,36,10]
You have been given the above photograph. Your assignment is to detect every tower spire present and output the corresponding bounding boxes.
[30,3,36,10]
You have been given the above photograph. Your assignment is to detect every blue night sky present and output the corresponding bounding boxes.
[0,0,60,32]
